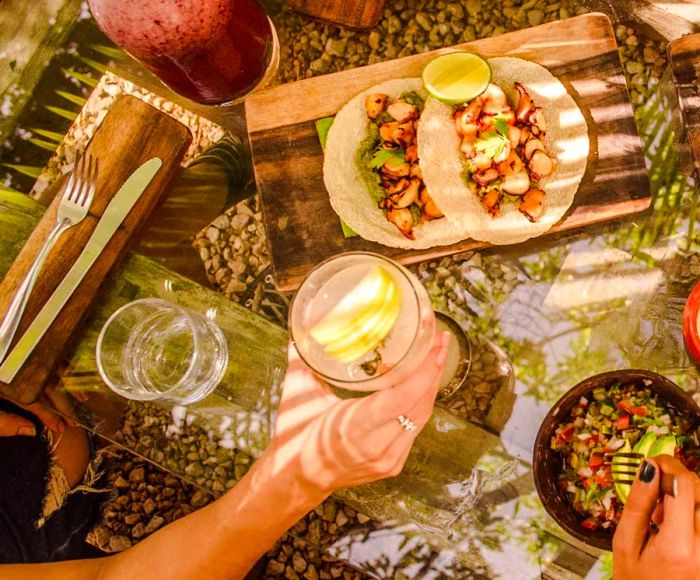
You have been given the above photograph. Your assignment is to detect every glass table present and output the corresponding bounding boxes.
[1,1,699,578]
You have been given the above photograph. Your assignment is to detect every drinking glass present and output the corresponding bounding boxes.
[88,0,279,105]
[96,298,228,404]
[290,252,470,393]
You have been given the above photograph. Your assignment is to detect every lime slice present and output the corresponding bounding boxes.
[421,52,492,104]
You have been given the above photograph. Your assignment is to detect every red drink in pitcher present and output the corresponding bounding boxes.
[89,0,277,104]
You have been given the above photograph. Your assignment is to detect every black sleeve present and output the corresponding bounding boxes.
[0,399,103,563]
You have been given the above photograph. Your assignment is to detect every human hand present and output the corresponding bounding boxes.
[267,332,450,496]
[613,455,700,580]
[0,386,79,437]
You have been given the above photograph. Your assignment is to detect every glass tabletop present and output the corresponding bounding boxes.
[1,0,699,578]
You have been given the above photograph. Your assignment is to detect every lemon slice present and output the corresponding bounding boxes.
[421,51,491,104]
[310,266,402,363]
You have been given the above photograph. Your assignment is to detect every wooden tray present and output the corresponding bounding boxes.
[245,13,650,292]
[669,33,700,179]
[0,95,191,404]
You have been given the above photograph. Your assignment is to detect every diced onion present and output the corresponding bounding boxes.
[607,438,625,450]
[660,414,671,425]
[578,467,593,478]
[577,433,591,441]
[602,492,613,510]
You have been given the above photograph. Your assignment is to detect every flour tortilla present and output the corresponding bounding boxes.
[418,57,589,245]
[323,78,469,249]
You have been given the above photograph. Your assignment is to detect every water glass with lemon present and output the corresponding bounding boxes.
[290,253,437,392]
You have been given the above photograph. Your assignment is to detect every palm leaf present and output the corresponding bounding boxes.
[55,90,86,106]
[2,163,43,179]
[62,68,98,88]
[77,56,108,74]
[0,188,37,210]
[44,105,77,121]
[89,44,126,60]
[30,128,64,143]
[28,137,58,152]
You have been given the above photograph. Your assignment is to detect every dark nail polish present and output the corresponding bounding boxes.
[640,461,656,483]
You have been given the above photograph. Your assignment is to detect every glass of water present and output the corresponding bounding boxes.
[96,298,228,404]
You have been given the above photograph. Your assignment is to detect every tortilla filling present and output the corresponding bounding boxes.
[454,82,557,223]
[356,91,443,240]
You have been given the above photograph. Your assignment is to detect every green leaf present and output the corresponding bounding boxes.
[368,148,404,169]
[55,90,86,106]
[28,137,57,152]
[475,131,507,159]
[0,188,37,210]
[44,105,77,121]
[30,128,64,143]
[62,68,98,88]
[78,56,109,73]
[494,114,508,138]
[340,219,358,238]
[2,163,43,179]
[89,44,127,59]
[315,117,334,151]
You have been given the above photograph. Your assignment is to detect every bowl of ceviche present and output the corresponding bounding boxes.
[533,369,700,550]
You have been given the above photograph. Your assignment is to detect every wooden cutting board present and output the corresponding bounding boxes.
[0,95,191,404]
[245,13,651,292]
[669,33,700,179]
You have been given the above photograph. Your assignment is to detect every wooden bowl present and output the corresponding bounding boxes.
[533,369,700,551]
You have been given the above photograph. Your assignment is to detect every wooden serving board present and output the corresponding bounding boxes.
[245,13,651,292]
[0,95,191,404]
[669,33,700,180]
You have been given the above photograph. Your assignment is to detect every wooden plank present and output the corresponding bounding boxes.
[0,95,191,404]
[245,13,651,291]
[287,0,386,29]
[668,33,700,180]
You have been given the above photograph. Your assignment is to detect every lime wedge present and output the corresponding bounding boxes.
[421,52,492,104]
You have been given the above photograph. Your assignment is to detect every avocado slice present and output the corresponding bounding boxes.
[648,434,676,458]
[613,440,634,505]
[634,432,657,456]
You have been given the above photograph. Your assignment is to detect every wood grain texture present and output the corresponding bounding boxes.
[0,95,191,404]
[287,0,386,29]
[245,13,651,292]
[669,33,700,180]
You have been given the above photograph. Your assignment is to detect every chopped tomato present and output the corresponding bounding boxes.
[616,415,630,430]
[633,406,647,417]
[556,424,575,444]
[581,477,593,490]
[581,518,598,530]
[617,400,635,414]
[589,454,604,469]
[594,469,613,488]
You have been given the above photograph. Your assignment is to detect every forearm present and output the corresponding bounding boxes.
[99,446,328,579]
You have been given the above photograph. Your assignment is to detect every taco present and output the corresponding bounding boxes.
[323,78,469,250]
[418,57,589,245]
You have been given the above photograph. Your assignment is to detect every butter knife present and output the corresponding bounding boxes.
[0,157,162,383]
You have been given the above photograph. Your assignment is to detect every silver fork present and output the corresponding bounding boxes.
[0,154,98,363]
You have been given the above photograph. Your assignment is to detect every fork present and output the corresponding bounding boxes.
[0,154,98,363]
[605,451,675,495]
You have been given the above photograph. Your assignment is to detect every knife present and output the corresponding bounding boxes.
[0,157,163,383]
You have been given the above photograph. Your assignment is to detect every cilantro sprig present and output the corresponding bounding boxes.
[474,114,510,160]
[368,148,405,169]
